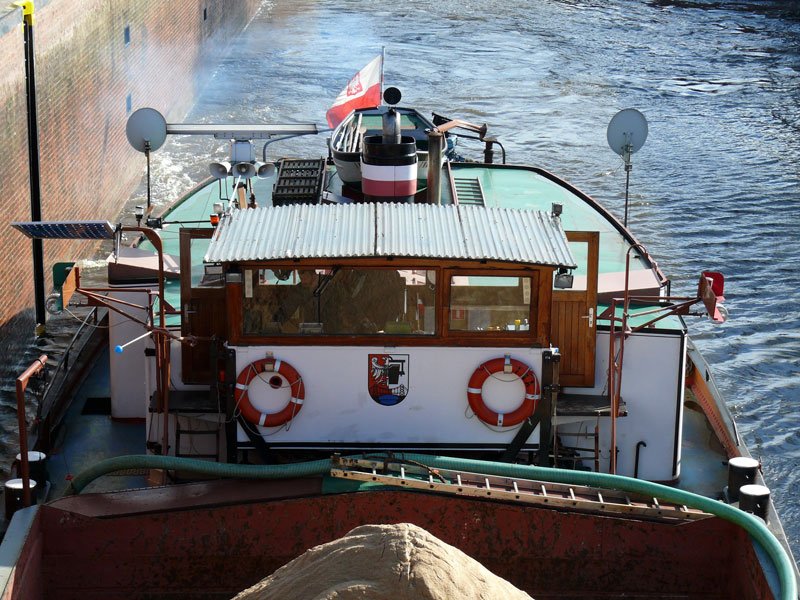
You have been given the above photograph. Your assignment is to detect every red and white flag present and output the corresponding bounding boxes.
[326,54,383,128]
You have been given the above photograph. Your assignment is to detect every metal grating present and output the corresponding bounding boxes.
[272,158,326,206]
[453,177,485,206]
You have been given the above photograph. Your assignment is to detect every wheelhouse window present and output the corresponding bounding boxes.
[449,275,534,332]
[242,267,436,336]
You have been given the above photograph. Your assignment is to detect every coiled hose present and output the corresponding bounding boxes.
[69,453,797,600]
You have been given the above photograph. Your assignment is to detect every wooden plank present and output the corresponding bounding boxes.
[61,264,79,307]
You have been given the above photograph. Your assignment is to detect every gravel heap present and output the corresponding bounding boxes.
[232,522,533,600]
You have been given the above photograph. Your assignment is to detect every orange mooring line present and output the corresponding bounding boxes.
[686,365,740,459]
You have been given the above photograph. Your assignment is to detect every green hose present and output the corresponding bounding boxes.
[70,453,797,600]
[67,454,331,493]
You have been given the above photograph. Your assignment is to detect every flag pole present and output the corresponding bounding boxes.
[16,1,47,336]
[380,47,386,103]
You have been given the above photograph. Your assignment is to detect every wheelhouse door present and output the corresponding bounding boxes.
[180,228,227,384]
[550,231,599,387]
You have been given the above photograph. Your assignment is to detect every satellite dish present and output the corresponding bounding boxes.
[607,108,648,157]
[126,107,167,153]
[383,87,402,106]
[607,108,648,228]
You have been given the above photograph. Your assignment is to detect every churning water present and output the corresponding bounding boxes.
[9,0,800,558]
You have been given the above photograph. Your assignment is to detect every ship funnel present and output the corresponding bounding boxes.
[382,107,401,144]
[360,88,418,203]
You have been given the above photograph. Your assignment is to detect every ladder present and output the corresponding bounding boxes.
[174,414,220,462]
[330,456,711,523]
[452,176,485,205]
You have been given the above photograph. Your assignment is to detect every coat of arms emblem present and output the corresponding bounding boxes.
[368,354,409,406]
[346,74,363,97]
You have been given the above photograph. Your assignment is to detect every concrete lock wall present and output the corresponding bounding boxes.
[0,0,261,335]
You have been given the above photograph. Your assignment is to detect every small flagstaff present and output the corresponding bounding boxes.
[16,0,46,335]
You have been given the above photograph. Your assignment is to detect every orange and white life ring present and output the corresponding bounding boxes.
[235,357,305,427]
[467,356,540,427]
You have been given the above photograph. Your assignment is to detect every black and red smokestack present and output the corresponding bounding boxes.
[360,87,418,203]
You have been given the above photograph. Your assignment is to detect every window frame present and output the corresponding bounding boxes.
[227,259,552,347]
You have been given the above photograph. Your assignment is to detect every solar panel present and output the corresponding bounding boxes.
[11,221,115,240]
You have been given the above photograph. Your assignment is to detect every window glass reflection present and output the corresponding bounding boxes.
[242,268,436,336]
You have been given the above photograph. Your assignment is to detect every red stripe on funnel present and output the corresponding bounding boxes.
[362,178,417,197]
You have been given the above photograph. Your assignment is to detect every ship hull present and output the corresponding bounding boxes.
[6,482,772,600]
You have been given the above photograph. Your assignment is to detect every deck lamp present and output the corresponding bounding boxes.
[134,205,144,227]
[554,267,574,289]
[210,202,223,226]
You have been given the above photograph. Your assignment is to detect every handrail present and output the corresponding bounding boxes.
[35,306,100,424]
[15,355,47,508]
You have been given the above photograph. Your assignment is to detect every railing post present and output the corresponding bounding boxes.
[15,354,47,508]
[538,349,560,467]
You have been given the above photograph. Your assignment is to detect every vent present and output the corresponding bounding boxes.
[453,177,485,206]
[272,158,325,206]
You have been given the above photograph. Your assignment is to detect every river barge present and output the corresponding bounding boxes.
[2,75,798,599]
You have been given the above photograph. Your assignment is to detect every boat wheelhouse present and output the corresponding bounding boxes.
[102,127,698,485]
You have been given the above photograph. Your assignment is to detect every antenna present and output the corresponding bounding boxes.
[126,108,168,212]
[607,108,648,227]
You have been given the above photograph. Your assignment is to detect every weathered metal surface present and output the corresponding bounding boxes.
[1,507,44,600]
[204,203,576,267]
[27,487,771,599]
[49,478,322,519]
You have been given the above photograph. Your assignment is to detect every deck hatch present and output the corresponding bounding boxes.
[205,204,575,267]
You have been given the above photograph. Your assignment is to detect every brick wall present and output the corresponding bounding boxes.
[0,0,261,336]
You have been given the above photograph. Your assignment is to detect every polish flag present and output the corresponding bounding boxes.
[326,55,383,129]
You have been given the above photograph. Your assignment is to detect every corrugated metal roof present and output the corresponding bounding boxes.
[204,203,576,267]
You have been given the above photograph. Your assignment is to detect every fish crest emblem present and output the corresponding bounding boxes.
[368,354,409,406]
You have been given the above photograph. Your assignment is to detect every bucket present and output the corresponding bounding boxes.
[5,478,37,520]
[16,451,47,486]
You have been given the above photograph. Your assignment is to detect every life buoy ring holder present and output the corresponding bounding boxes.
[235,357,305,427]
[467,355,540,427]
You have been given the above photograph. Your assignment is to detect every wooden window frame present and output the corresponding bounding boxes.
[443,267,549,347]
[226,259,553,348]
